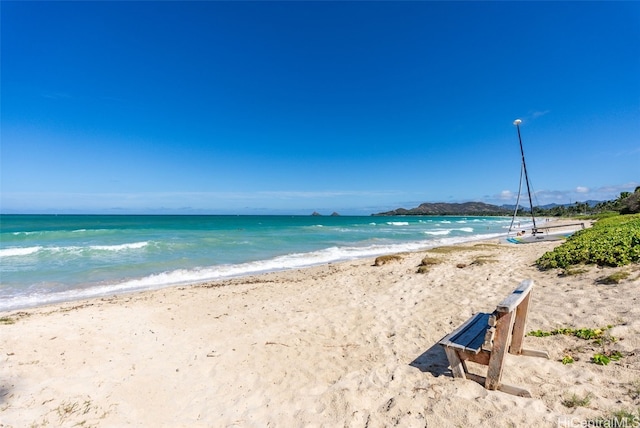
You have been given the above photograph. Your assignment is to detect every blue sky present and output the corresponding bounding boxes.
[1,1,638,215]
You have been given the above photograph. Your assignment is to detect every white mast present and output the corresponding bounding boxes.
[513,119,537,232]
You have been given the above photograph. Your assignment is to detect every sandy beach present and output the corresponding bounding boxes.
[1,232,639,427]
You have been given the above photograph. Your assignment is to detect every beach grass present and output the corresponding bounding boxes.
[562,392,592,408]
[373,254,404,266]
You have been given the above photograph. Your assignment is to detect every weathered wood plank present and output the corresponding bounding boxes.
[521,348,550,359]
[496,279,534,313]
[444,346,467,379]
[498,383,532,398]
[509,291,531,354]
[468,373,532,398]
[458,349,491,366]
[485,311,514,390]
[464,372,487,387]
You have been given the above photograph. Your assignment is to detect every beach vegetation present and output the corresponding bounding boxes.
[426,245,491,254]
[527,329,553,337]
[562,392,592,408]
[598,271,631,284]
[527,326,612,340]
[591,353,612,366]
[374,254,403,266]
[427,246,471,254]
[560,266,589,276]
[420,256,441,266]
[536,214,640,269]
[49,397,110,426]
[592,351,624,366]
[628,380,640,400]
[470,256,498,265]
[589,211,622,220]
[588,409,640,427]
[417,256,441,273]
[0,316,15,325]
[473,243,501,249]
[527,326,625,366]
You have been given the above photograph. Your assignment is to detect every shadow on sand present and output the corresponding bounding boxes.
[409,342,451,378]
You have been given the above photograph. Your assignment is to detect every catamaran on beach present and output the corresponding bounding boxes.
[507,119,585,244]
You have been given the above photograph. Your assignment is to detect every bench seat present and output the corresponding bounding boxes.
[439,312,491,354]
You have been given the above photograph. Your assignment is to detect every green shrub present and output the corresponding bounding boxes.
[592,353,611,365]
[598,271,630,284]
[536,214,640,269]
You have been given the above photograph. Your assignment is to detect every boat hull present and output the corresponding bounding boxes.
[507,233,572,244]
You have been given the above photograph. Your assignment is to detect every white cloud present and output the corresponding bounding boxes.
[531,110,550,118]
[499,190,514,200]
[484,182,639,206]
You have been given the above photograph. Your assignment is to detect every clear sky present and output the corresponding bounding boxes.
[2,1,639,215]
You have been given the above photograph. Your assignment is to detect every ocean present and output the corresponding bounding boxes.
[0,214,519,311]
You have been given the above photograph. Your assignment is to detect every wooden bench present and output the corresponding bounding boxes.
[438,279,549,397]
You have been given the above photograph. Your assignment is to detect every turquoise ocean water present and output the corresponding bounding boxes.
[0,214,519,311]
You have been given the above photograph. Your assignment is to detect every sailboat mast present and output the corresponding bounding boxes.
[513,119,537,231]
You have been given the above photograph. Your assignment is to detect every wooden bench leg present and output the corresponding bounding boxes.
[509,291,530,354]
[443,346,467,379]
[486,311,514,390]
[508,286,550,360]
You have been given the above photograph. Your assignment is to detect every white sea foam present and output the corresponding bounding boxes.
[424,230,450,236]
[90,242,149,251]
[0,212,513,313]
[0,242,149,259]
[0,246,43,257]
[0,232,507,312]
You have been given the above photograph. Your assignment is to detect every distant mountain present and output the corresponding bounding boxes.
[374,202,512,216]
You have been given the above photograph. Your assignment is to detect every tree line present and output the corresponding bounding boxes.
[532,187,640,217]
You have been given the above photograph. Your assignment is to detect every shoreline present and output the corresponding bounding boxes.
[1,228,509,313]
[2,228,638,426]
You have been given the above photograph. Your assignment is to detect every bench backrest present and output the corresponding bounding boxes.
[496,279,533,313]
